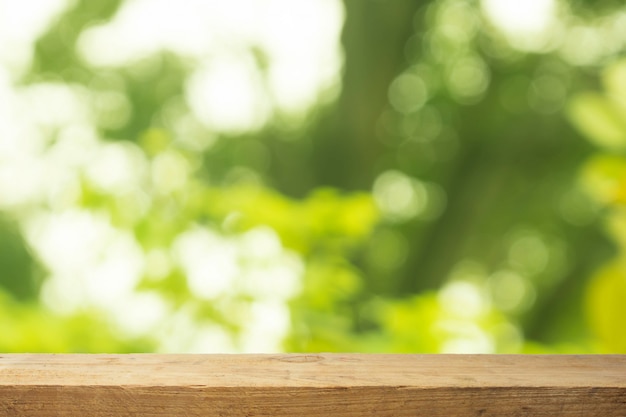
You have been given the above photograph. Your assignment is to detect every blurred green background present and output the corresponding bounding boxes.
[1,0,626,353]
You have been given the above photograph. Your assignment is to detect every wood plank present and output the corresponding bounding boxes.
[0,354,624,416]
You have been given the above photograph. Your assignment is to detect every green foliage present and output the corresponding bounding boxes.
[586,261,626,352]
[569,58,626,353]
[569,95,626,150]
[1,0,625,354]
[205,186,378,253]
[0,290,151,352]
[0,218,41,300]
[366,290,514,353]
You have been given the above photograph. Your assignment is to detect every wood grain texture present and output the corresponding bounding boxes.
[0,354,624,416]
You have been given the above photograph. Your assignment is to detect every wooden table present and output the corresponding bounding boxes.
[1,354,625,416]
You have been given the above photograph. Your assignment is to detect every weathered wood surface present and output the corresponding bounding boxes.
[0,354,625,416]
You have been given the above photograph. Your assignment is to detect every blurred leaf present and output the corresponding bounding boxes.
[377,294,441,353]
[0,217,41,301]
[571,58,626,354]
[580,154,626,205]
[0,290,152,353]
[568,92,626,150]
[603,59,626,114]
[585,261,626,352]
[374,288,516,353]
[205,185,379,254]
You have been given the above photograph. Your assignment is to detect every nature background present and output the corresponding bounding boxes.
[1,0,625,354]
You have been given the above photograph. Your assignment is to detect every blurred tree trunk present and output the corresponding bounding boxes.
[311,0,424,190]
[268,0,426,195]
